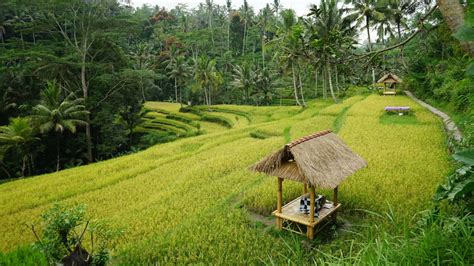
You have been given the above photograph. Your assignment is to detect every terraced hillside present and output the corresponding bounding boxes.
[138,102,275,143]
[0,95,452,264]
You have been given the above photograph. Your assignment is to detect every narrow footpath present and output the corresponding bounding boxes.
[405,91,463,142]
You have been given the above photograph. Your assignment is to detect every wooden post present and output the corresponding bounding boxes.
[332,186,338,223]
[309,185,315,223]
[303,183,307,194]
[276,177,283,229]
[307,185,316,239]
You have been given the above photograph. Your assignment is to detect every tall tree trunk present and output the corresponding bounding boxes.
[437,0,474,57]
[291,62,301,106]
[242,21,247,55]
[372,67,376,84]
[298,66,306,106]
[322,67,327,100]
[209,11,214,46]
[56,133,60,172]
[397,22,401,40]
[261,33,265,68]
[179,84,183,107]
[140,76,146,102]
[334,64,339,95]
[21,155,26,178]
[227,15,231,52]
[203,87,209,105]
[314,67,318,98]
[174,78,178,103]
[81,49,93,163]
[366,15,372,51]
[209,86,212,105]
[326,60,337,103]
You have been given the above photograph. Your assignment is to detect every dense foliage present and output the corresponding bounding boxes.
[4,0,471,179]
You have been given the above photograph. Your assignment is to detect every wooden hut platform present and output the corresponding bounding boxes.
[249,129,367,239]
[272,194,341,227]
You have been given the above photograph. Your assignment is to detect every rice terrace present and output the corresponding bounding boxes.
[0,0,472,265]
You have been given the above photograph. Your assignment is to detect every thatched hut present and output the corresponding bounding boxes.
[250,130,367,239]
[377,73,403,95]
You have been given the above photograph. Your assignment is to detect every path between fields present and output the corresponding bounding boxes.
[404,91,463,142]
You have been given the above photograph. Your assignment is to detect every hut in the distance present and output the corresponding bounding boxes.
[250,130,367,239]
[377,73,403,95]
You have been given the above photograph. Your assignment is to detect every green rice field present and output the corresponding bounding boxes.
[0,95,454,264]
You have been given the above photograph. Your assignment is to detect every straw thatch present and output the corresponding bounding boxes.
[249,130,367,189]
[377,73,403,84]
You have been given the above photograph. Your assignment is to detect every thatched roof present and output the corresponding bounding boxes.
[249,130,367,189]
[377,73,403,83]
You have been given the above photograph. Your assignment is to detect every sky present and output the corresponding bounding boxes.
[130,0,320,16]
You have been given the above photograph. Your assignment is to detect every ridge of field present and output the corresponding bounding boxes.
[0,95,452,264]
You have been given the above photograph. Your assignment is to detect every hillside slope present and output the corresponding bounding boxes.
[0,95,451,264]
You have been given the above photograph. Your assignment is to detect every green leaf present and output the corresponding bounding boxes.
[453,149,474,166]
[448,178,474,200]
[453,25,474,41]
[466,63,474,77]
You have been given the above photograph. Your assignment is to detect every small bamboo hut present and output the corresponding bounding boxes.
[377,73,403,95]
[249,130,367,239]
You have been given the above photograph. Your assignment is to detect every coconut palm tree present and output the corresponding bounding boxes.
[166,53,191,106]
[193,56,221,105]
[31,81,88,171]
[344,0,385,52]
[308,0,355,102]
[241,0,250,55]
[231,63,253,104]
[0,117,38,177]
[257,4,273,68]
[387,0,416,40]
[252,66,278,105]
[226,0,232,51]
[276,9,304,106]
[206,0,215,46]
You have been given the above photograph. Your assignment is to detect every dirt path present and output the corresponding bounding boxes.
[405,91,463,142]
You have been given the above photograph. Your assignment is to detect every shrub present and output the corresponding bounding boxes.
[30,204,122,266]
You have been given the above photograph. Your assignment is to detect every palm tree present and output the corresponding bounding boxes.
[344,0,384,52]
[387,0,416,40]
[193,56,221,105]
[374,12,394,45]
[308,0,355,102]
[241,0,250,55]
[252,66,278,105]
[231,63,253,104]
[0,117,38,177]
[226,0,232,52]
[130,42,154,101]
[206,0,215,46]
[257,4,272,68]
[276,9,304,106]
[166,53,191,106]
[0,24,6,45]
[31,81,88,171]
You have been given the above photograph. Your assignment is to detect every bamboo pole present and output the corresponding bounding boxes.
[307,185,316,239]
[309,186,315,223]
[276,177,283,229]
[333,186,338,223]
